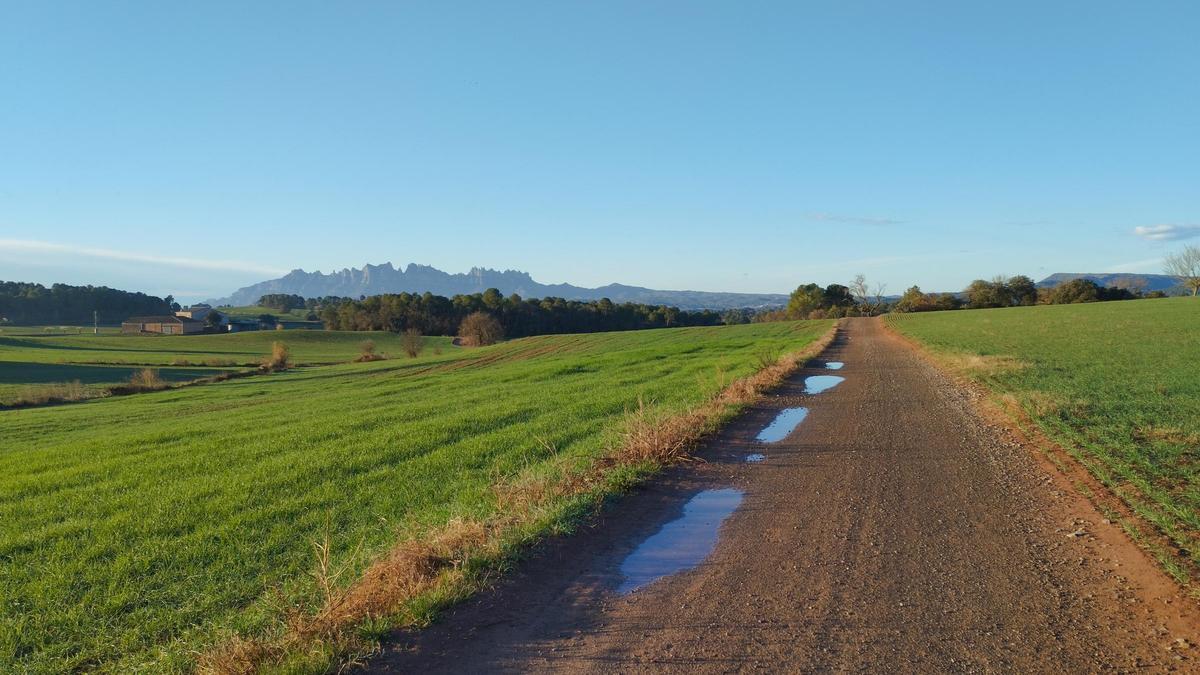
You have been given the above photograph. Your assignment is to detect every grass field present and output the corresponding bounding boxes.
[0,320,830,672]
[0,330,452,404]
[0,330,447,367]
[887,297,1200,581]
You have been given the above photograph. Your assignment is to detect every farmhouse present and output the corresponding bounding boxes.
[175,303,215,321]
[121,315,205,335]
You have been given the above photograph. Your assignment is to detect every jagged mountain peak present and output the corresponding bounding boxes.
[211,263,787,310]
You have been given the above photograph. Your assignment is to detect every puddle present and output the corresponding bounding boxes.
[755,407,809,443]
[745,453,766,463]
[618,488,744,594]
[804,375,845,394]
[825,361,844,370]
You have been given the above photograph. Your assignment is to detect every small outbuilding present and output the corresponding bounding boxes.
[121,315,205,335]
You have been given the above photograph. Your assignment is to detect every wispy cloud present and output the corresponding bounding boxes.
[803,212,903,226]
[0,239,286,276]
[1133,224,1200,242]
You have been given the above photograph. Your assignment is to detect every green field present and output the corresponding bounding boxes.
[0,330,444,367]
[887,298,1200,579]
[0,330,453,404]
[0,320,830,672]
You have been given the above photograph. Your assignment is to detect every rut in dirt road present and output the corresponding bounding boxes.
[371,318,1199,673]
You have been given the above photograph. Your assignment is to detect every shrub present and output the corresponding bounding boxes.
[355,339,386,362]
[401,328,423,358]
[457,312,504,347]
[128,368,167,390]
[262,341,291,371]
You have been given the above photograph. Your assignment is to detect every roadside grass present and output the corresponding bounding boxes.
[0,320,831,673]
[886,297,1200,584]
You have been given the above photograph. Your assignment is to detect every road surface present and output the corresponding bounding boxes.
[370,318,1198,672]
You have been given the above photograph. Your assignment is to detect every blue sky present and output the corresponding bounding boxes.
[2,1,1197,302]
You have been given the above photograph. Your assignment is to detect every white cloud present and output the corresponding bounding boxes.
[1133,224,1200,241]
[804,212,903,226]
[0,239,287,276]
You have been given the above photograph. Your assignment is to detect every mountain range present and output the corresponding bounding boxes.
[212,263,790,311]
[210,265,1185,310]
[1035,272,1182,293]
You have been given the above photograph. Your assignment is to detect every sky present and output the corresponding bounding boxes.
[2,1,1198,302]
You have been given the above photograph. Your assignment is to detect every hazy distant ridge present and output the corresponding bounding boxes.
[213,263,788,310]
[1036,272,1181,293]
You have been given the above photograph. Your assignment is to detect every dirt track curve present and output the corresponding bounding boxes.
[370,318,1198,673]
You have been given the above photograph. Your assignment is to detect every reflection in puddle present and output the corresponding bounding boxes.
[618,488,744,594]
[825,361,844,370]
[756,407,809,443]
[804,375,845,394]
[745,453,765,463]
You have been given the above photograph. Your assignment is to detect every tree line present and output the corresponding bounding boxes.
[315,289,724,337]
[770,273,1175,321]
[0,281,173,325]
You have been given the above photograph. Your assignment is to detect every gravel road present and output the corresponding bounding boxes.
[370,318,1198,673]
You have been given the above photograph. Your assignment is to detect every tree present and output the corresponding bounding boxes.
[458,312,504,346]
[849,274,869,308]
[1164,245,1200,296]
[204,310,224,329]
[1048,279,1101,304]
[894,286,928,313]
[787,284,825,319]
[1007,275,1038,306]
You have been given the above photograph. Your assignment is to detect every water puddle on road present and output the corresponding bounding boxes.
[755,407,809,443]
[745,453,766,463]
[825,361,844,370]
[617,488,744,594]
[804,375,845,394]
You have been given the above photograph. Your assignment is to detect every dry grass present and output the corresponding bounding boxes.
[939,352,1027,378]
[200,321,840,674]
[1,380,102,407]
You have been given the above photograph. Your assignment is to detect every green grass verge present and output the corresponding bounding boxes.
[886,297,1200,580]
[0,320,830,672]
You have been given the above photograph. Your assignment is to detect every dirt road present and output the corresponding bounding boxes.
[371,318,1198,672]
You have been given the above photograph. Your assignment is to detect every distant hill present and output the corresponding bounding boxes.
[212,263,789,311]
[1037,272,1183,294]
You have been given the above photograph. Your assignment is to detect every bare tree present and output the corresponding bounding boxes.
[401,328,423,358]
[458,312,504,346]
[1164,245,1200,296]
[871,282,889,314]
[849,273,869,306]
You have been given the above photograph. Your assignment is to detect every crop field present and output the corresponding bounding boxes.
[0,330,453,404]
[0,320,831,672]
[887,298,1200,579]
[0,330,450,368]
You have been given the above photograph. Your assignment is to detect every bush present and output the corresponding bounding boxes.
[262,341,291,371]
[355,339,386,362]
[457,312,504,347]
[128,368,167,391]
[401,328,424,358]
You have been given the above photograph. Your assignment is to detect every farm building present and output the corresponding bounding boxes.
[121,315,205,335]
[175,303,215,321]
